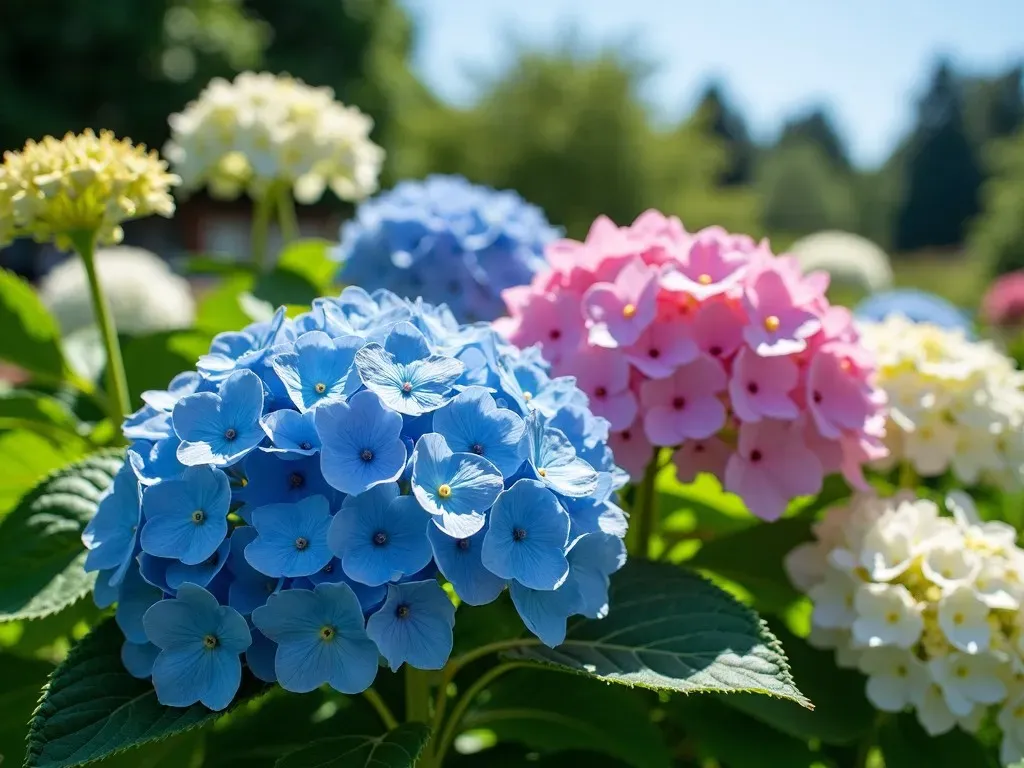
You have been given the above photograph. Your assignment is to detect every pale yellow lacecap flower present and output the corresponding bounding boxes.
[0,129,180,251]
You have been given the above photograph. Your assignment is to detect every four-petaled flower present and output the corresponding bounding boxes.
[174,369,266,466]
[582,258,658,348]
[639,354,727,446]
[259,408,321,459]
[523,412,600,499]
[366,580,456,670]
[427,523,506,606]
[431,386,526,477]
[140,465,230,565]
[316,390,407,496]
[252,582,379,694]
[143,583,251,710]
[272,331,363,411]
[245,495,334,578]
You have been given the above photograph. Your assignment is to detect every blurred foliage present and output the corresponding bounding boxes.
[970,130,1024,276]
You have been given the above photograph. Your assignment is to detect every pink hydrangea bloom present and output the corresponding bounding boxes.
[981,270,1024,328]
[498,210,888,521]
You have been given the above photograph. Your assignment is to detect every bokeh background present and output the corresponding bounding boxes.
[1,0,1022,310]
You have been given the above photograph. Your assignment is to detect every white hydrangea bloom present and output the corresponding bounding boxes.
[858,316,1024,490]
[790,231,894,295]
[165,71,384,203]
[39,246,195,336]
[786,489,1024,752]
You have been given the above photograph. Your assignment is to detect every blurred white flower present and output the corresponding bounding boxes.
[40,245,195,336]
[787,489,1024,746]
[165,71,384,204]
[859,315,1024,490]
[789,230,894,295]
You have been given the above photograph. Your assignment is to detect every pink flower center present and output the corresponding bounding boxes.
[594,386,608,399]
[746,381,759,394]
[548,329,562,341]
[750,449,763,463]
[709,345,722,357]
[813,391,823,404]
[672,396,686,411]
[694,442,705,453]
[648,348,661,359]
[621,429,632,441]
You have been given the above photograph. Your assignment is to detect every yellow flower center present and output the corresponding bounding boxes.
[538,468,547,477]
[314,382,326,394]
[320,626,335,641]
[763,315,781,332]
[522,392,532,402]
[952,612,965,626]
[203,634,218,650]
[438,484,452,499]
[191,510,205,524]
[698,273,712,285]
[622,303,637,319]
[885,611,900,625]
[954,665,969,679]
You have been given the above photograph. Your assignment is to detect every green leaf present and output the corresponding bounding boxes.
[719,621,875,745]
[121,331,213,406]
[686,518,814,613]
[671,697,820,767]
[0,389,86,439]
[26,618,270,768]
[0,651,54,766]
[196,274,255,334]
[276,238,337,293]
[0,430,89,516]
[0,268,68,382]
[462,668,670,768]
[0,450,122,621]
[879,712,998,768]
[505,560,810,706]
[251,268,321,311]
[274,724,432,768]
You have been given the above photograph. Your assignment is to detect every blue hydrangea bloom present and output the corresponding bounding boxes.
[333,175,559,322]
[251,582,379,694]
[143,584,251,710]
[854,288,974,335]
[87,290,627,710]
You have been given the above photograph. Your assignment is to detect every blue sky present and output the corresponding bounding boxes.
[403,0,1023,168]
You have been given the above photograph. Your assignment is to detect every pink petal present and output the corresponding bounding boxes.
[673,437,731,483]
[676,395,726,440]
[643,406,685,447]
[677,354,727,398]
[596,391,639,431]
[609,421,655,478]
[724,456,789,521]
[692,300,744,360]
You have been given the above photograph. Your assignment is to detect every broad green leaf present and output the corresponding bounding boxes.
[686,518,813,613]
[276,238,337,293]
[26,618,269,768]
[121,331,213,406]
[451,594,525,658]
[879,712,998,768]
[92,732,205,768]
[0,450,122,621]
[196,273,255,334]
[251,268,321,311]
[204,688,384,768]
[505,560,810,706]
[0,598,100,662]
[0,430,91,517]
[461,668,670,768]
[0,389,85,440]
[671,697,820,767]
[0,652,54,766]
[0,268,68,382]
[657,470,754,539]
[274,724,432,768]
[719,622,875,745]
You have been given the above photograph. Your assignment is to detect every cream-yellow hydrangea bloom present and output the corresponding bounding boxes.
[0,129,179,250]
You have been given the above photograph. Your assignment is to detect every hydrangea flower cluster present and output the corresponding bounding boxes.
[982,271,1024,329]
[40,246,195,337]
[334,175,559,322]
[855,289,973,334]
[790,230,894,295]
[498,210,887,520]
[785,491,1024,764]
[858,316,1024,488]
[0,129,178,250]
[165,72,384,204]
[83,289,626,710]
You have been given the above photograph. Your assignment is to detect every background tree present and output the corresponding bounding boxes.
[776,107,851,171]
[695,83,756,186]
[969,129,1024,275]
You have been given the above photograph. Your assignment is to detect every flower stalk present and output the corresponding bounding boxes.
[69,229,131,431]
[276,185,300,244]
[250,191,274,271]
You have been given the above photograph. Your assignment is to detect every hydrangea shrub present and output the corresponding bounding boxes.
[83,289,626,709]
[499,210,888,520]
[787,491,1024,764]
[334,175,559,322]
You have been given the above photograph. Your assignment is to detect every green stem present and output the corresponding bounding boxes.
[275,186,300,244]
[362,687,399,731]
[432,662,531,767]
[250,190,274,271]
[898,461,917,490]
[626,450,659,559]
[69,230,130,430]
[406,667,435,766]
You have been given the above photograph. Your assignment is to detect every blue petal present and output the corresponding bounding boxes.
[411,433,502,539]
[117,562,162,643]
[525,412,599,498]
[308,558,387,613]
[271,331,363,411]
[383,321,431,365]
[246,495,334,578]
[140,466,230,565]
[82,464,140,576]
[234,451,337,513]
[510,578,581,648]
[138,553,173,593]
[245,627,278,683]
[316,392,407,496]
[143,582,220,650]
[121,640,160,679]
[355,342,465,416]
[260,408,321,459]
[565,533,626,619]
[481,479,570,590]
[123,407,174,441]
[128,437,185,486]
[93,568,119,609]
[365,580,455,670]
[427,523,505,606]
[227,527,282,615]
[174,370,265,467]
[151,647,210,707]
[432,386,526,476]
